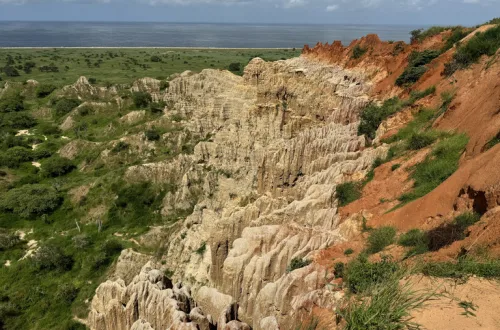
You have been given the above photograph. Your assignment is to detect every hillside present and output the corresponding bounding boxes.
[0,21,499,330]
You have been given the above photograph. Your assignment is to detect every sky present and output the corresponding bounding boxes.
[0,0,498,25]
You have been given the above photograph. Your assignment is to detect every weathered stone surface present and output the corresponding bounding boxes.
[88,55,387,329]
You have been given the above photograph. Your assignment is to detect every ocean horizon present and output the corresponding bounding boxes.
[0,21,421,48]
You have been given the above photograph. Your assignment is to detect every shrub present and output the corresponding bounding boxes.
[195,242,207,255]
[149,101,166,114]
[72,234,92,249]
[228,62,241,72]
[366,226,396,254]
[0,146,32,168]
[77,104,93,116]
[38,123,62,136]
[0,92,24,113]
[407,132,436,150]
[56,284,79,304]
[32,245,74,271]
[351,45,367,59]
[112,141,129,153]
[145,129,160,141]
[101,239,123,258]
[35,84,56,98]
[442,28,470,52]
[396,66,428,86]
[132,91,152,108]
[443,25,500,76]
[398,229,429,258]
[0,232,20,250]
[287,257,311,272]
[2,66,20,77]
[54,98,80,117]
[344,255,399,293]
[407,86,436,104]
[334,262,345,278]
[484,131,500,151]
[159,81,169,90]
[150,55,161,62]
[344,248,354,256]
[1,112,37,129]
[41,156,76,177]
[0,184,62,218]
[87,252,110,271]
[88,77,97,84]
[336,182,362,206]
[391,164,401,171]
[32,148,52,160]
[358,97,403,140]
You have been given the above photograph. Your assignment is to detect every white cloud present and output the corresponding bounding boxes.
[325,3,337,11]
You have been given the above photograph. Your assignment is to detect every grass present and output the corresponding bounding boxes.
[0,48,300,85]
[398,229,430,258]
[420,257,500,279]
[366,226,396,254]
[398,133,469,204]
[344,255,399,294]
[443,24,500,76]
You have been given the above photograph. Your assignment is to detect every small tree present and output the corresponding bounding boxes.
[0,184,62,218]
[42,156,76,177]
[132,91,152,108]
[54,98,80,117]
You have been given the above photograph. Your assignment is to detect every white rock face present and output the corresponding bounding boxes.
[88,56,387,329]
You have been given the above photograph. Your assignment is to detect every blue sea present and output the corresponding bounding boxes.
[0,21,421,48]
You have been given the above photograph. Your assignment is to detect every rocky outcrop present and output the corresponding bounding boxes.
[89,55,387,329]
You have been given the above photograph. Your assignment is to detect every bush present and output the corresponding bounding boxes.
[41,156,76,177]
[2,66,20,77]
[442,28,470,52]
[344,248,354,256]
[398,229,429,257]
[32,148,52,160]
[391,164,401,171]
[0,146,32,168]
[228,62,241,72]
[287,257,311,272]
[336,182,362,206]
[32,245,74,271]
[334,262,345,278]
[150,55,161,62]
[358,97,403,140]
[366,226,396,254]
[1,112,37,129]
[344,255,399,293]
[77,104,93,116]
[484,131,500,151]
[0,184,62,218]
[195,242,207,255]
[88,77,97,84]
[0,92,24,113]
[351,45,367,59]
[396,66,428,87]
[56,284,79,304]
[54,98,80,117]
[0,232,20,250]
[38,123,62,136]
[72,234,93,249]
[112,141,129,153]
[443,25,500,76]
[145,129,160,141]
[87,252,110,271]
[132,91,152,108]
[396,50,440,87]
[35,84,57,98]
[101,239,123,258]
[407,132,436,150]
[149,101,166,114]
[159,81,169,90]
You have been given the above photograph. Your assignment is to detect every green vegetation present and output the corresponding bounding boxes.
[398,229,430,258]
[287,257,312,272]
[443,25,500,76]
[484,131,500,151]
[336,182,362,207]
[421,257,500,279]
[195,242,207,255]
[54,98,81,117]
[366,226,396,254]
[351,45,367,59]
[131,91,152,108]
[396,50,440,86]
[35,83,57,98]
[0,48,300,85]
[0,184,62,218]
[398,134,468,204]
[344,255,399,294]
[358,87,435,141]
[344,248,354,256]
[41,156,76,177]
